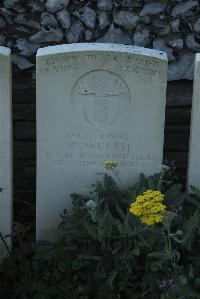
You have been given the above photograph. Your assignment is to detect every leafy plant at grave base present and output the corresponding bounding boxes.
[1,166,200,299]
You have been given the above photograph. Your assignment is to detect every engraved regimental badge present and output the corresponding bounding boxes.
[72,70,131,126]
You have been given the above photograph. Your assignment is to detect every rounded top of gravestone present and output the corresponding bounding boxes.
[195,53,200,61]
[0,46,11,56]
[37,43,167,61]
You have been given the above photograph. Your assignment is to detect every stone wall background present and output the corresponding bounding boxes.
[0,0,195,233]
[1,0,200,80]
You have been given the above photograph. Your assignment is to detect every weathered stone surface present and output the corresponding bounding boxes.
[168,51,195,81]
[45,0,70,13]
[121,0,143,8]
[66,20,83,43]
[12,54,34,69]
[0,16,6,28]
[152,18,171,36]
[153,38,175,62]
[36,43,167,240]
[97,24,131,44]
[141,15,151,25]
[0,47,12,260]
[4,0,25,12]
[167,36,184,50]
[0,35,6,46]
[170,19,180,33]
[4,0,19,8]
[97,0,112,11]
[185,34,200,52]
[56,8,71,29]
[139,2,166,16]
[188,54,200,189]
[29,26,64,43]
[113,11,139,30]
[15,25,29,34]
[7,40,13,48]
[28,0,45,13]
[133,27,151,47]
[41,12,59,27]
[193,18,200,33]
[172,0,197,18]
[84,29,93,41]
[98,11,110,30]
[14,13,41,30]
[1,7,13,24]
[74,6,96,29]
[15,39,40,56]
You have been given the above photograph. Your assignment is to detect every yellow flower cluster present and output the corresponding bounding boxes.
[104,160,118,170]
[129,190,166,225]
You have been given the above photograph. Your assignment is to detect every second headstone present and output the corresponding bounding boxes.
[0,47,12,260]
[188,54,200,190]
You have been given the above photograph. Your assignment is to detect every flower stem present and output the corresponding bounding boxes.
[166,224,176,273]
[158,169,165,190]
[112,169,133,196]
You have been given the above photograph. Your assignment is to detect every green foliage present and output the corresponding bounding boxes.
[0,172,200,298]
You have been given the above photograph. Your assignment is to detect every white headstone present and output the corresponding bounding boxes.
[36,43,167,240]
[0,47,12,259]
[188,54,200,189]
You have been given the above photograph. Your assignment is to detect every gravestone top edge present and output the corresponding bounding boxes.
[37,43,167,61]
[0,46,11,56]
[195,53,200,61]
